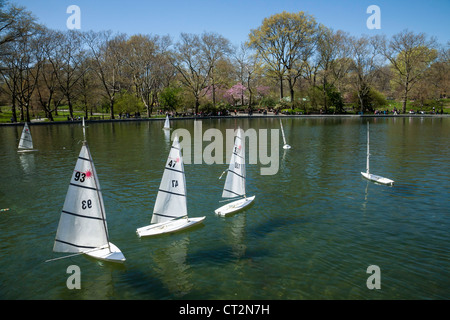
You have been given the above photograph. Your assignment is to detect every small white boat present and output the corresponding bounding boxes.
[163,115,170,130]
[52,127,125,263]
[215,127,255,216]
[17,123,37,153]
[136,135,205,237]
[280,119,291,149]
[215,195,255,216]
[136,216,205,237]
[84,242,125,262]
[361,122,394,186]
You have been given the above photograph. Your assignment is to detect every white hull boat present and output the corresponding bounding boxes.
[85,242,126,263]
[361,122,394,186]
[361,172,394,186]
[137,216,205,237]
[51,125,125,264]
[216,127,254,216]
[280,119,291,149]
[215,196,255,217]
[137,135,205,237]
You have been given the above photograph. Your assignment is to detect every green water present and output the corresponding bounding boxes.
[0,116,448,299]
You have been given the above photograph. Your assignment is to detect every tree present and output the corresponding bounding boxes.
[248,11,318,107]
[84,30,126,119]
[159,86,182,111]
[349,35,382,113]
[380,29,437,113]
[0,1,37,49]
[172,33,211,114]
[121,34,173,117]
[34,28,62,121]
[0,1,39,122]
[315,27,351,113]
[55,30,87,119]
[234,43,262,108]
[200,32,232,107]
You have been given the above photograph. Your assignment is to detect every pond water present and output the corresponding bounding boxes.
[0,116,448,299]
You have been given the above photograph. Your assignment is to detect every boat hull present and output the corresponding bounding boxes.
[85,242,126,263]
[136,216,205,237]
[18,148,38,153]
[215,196,255,216]
[361,172,394,186]
[283,144,291,149]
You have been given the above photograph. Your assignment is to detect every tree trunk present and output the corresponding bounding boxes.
[359,92,364,114]
[110,99,115,119]
[195,97,200,115]
[11,94,17,122]
[322,78,328,113]
[288,78,295,109]
[402,81,408,114]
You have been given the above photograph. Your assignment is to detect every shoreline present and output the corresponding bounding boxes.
[1,112,448,127]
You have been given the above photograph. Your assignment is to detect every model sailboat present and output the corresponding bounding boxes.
[280,119,291,149]
[18,123,37,152]
[136,135,205,237]
[360,122,394,186]
[163,115,170,130]
[51,126,125,263]
[215,128,255,216]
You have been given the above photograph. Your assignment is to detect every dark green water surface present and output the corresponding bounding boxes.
[0,116,448,299]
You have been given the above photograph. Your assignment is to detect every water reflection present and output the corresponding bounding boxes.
[150,235,193,297]
[19,153,35,175]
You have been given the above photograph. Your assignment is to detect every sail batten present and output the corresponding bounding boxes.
[61,210,106,221]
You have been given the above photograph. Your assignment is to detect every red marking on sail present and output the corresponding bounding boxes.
[85,169,93,178]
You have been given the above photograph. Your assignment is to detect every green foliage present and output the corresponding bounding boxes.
[351,87,388,112]
[258,96,277,108]
[324,84,344,113]
[114,90,143,114]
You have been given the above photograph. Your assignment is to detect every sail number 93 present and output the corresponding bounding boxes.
[74,171,86,182]
[81,199,92,210]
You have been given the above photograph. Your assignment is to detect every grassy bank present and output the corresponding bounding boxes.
[1,100,449,124]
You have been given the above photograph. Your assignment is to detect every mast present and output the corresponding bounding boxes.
[366,122,370,174]
[85,141,111,253]
[280,120,287,145]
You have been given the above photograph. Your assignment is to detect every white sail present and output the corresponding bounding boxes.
[163,115,170,130]
[151,135,187,224]
[222,128,246,198]
[215,128,255,216]
[18,123,34,150]
[53,142,109,254]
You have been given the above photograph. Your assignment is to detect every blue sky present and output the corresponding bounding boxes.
[13,0,450,46]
